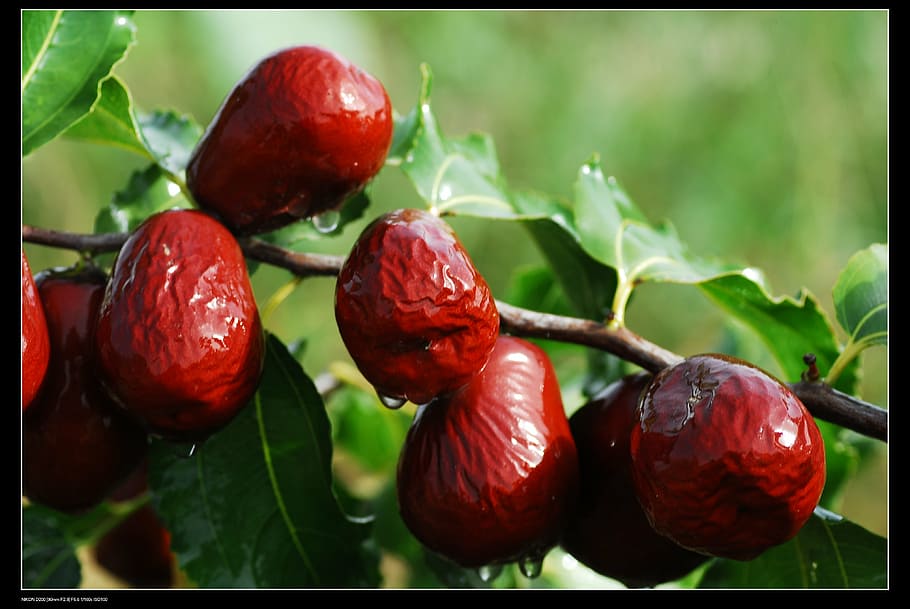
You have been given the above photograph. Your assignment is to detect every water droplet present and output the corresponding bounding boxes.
[518,553,544,579]
[172,441,198,459]
[477,564,503,582]
[313,210,340,233]
[377,392,407,409]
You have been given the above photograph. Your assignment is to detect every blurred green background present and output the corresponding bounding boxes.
[22,9,887,558]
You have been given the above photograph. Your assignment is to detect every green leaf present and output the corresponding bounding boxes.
[327,386,412,475]
[390,64,851,400]
[63,75,146,156]
[95,164,192,235]
[22,10,136,156]
[393,64,514,219]
[391,65,619,323]
[22,498,146,588]
[698,509,887,588]
[22,504,82,588]
[571,158,745,321]
[825,244,888,385]
[148,334,379,588]
[833,244,887,347]
[520,214,618,321]
[504,265,575,319]
[63,77,203,185]
[137,111,204,177]
[572,158,725,284]
[699,274,858,391]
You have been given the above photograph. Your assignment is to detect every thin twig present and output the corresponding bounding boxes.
[22,224,887,442]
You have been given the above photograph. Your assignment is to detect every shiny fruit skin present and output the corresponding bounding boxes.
[562,373,708,588]
[22,250,50,411]
[630,354,826,561]
[335,208,499,405]
[397,336,578,568]
[186,45,393,235]
[94,461,174,588]
[23,266,147,513]
[95,209,265,441]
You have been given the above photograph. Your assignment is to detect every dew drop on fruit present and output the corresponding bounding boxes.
[313,210,340,233]
[477,564,503,582]
[518,553,545,579]
[377,392,407,410]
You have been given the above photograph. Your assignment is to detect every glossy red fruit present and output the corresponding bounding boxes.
[22,250,50,411]
[94,461,174,589]
[561,373,707,588]
[23,266,147,513]
[630,354,826,561]
[186,45,394,235]
[335,209,499,405]
[397,336,578,569]
[95,209,265,441]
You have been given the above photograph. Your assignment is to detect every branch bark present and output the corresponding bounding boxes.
[22,224,887,442]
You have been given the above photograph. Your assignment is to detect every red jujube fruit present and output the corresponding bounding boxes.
[186,45,393,235]
[561,373,708,588]
[95,209,265,441]
[22,249,50,411]
[94,461,174,589]
[335,208,499,405]
[397,336,579,568]
[630,354,826,561]
[23,266,147,513]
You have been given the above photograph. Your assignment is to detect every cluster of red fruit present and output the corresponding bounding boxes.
[334,209,827,585]
[21,45,827,589]
[20,45,392,587]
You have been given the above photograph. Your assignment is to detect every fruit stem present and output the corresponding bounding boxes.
[260,276,302,326]
[824,340,863,387]
[20,224,888,443]
[608,276,634,328]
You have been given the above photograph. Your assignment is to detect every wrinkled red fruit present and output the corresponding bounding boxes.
[186,45,393,235]
[95,209,265,441]
[22,249,50,411]
[94,461,174,589]
[335,209,499,405]
[630,354,826,561]
[397,336,578,568]
[23,266,147,513]
[561,373,707,588]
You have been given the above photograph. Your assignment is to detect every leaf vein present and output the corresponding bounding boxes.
[21,10,63,93]
[850,303,887,343]
[820,518,850,587]
[254,391,318,580]
[23,20,115,140]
